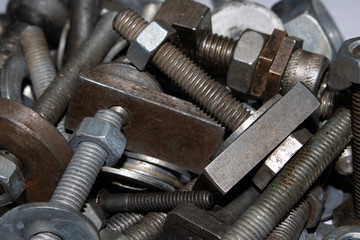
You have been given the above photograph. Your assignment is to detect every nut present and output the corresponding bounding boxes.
[336,38,360,83]
[227,29,267,94]
[82,201,105,230]
[0,154,25,206]
[127,19,176,70]
[70,116,126,167]
[305,186,326,229]
[273,0,343,61]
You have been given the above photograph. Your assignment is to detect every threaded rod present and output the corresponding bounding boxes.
[353,83,360,217]
[112,9,250,131]
[106,212,144,233]
[102,190,213,212]
[223,108,352,240]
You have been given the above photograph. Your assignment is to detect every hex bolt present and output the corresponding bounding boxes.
[21,25,56,99]
[122,212,167,240]
[32,108,127,239]
[106,212,144,233]
[336,38,360,217]
[32,12,119,125]
[112,9,250,132]
[265,201,310,240]
[101,190,214,212]
[222,107,352,240]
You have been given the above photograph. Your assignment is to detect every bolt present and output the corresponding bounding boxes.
[112,9,250,132]
[336,38,360,217]
[32,12,119,125]
[122,212,167,240]
[222,107,352,240]
[32,108,126,239]
[106,212,144,233]
[266,201,310,240]
[101,190,214,212]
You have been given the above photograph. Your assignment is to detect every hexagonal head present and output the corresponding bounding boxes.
[127,20,176,70]
[0,155,25,206]
[70,117,126,167]
[273,0,343,60]
[336,38,360,84]
[227,30,267,94]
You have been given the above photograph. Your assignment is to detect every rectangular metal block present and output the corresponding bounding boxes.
[194,83,320,199]
[66,68,225,173]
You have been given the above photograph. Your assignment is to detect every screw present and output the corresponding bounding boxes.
[112,9,250,132]
[265,201,310,240]
[32,12,119,125]
[101,190,213,212]
[21,26,56,99]
[222,107,352,240]
[32,109,125,239]
[106,212,144,233]
[122,212,167,240]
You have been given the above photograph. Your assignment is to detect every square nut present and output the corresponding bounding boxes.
[127,20,176,70]
[227,30,267,94]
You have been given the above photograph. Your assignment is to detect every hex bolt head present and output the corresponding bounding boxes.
[336,38,360,83]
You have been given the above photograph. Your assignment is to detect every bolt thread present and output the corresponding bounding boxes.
[21,26,56,99]
[222,108,352,240]
[112,9,148,42]
[102,190,213,212]
[30,232,62,240]
[352,84,360,217]
[106,212,144,233]
[265,201,310,240]
[112,9,250,131]
[95,109,124,129]
[198,32,237,69]
[123,212,167,240]
[317,90,336,119]
[50,141,108,211]
[32,12,119,125]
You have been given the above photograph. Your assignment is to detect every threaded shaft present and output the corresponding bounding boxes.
[123,212,167,240]
[266,201,310,240]
[223,108,352,240]
[106,212,144,233]
[50,141,108,211]
[21,26,56,99]
[32,12,119,125]
[352,84,360,217]
[112,9,250,131]
[102,190,213,212]
[317,90,336,119]
[95,109,124,129]
[198,32,237,69]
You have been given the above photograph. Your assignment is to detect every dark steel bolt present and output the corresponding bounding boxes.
[106,212,144,233]
[112,9,250,132]
[101,191,214,212]
[317,90,337,119]
[198,32,237,69]
[266,201,311,240]
[32,12,119,125]
[122,212,167,240]
[222,108,352,240]
[21,26,56,99]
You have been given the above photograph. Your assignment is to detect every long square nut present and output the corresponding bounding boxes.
[194,83,320,200]
[66,68,224,173]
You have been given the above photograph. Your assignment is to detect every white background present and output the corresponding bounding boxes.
[0,0,359,39]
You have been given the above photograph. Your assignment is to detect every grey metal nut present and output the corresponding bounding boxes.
[70,117,126,166]
[227,29,267,94]
[336,38,360,84]
[83,201,105,230]
[273,0,343,61]
[127,19,176,70]
[306,186,326,229]
[0,155,25,206]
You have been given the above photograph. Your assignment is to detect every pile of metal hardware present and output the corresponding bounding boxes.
[0,0,359,239]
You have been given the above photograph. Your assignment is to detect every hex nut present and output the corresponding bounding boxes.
[273,0,343,60]
[336,38,360,84]
[82,201,105,230]
[127,19,176,70]
[70,117,126,167]
[227,30,267,94]
[0,155,25,206]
